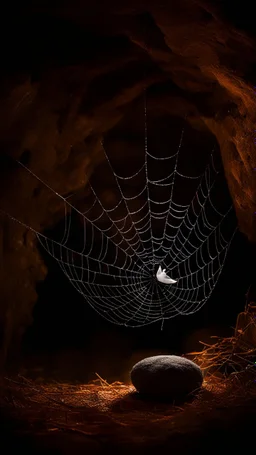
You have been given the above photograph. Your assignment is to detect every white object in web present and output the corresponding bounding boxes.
[156,265,177,284]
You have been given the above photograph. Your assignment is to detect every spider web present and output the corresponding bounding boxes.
[4,100,236,328]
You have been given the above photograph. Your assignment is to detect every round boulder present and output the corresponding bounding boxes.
[130,355,203,401]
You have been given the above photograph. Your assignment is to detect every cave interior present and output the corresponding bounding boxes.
[0,1,256,454]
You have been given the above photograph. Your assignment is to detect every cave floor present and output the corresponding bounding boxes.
[0,375,255,454]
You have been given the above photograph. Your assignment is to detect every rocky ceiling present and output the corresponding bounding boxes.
[0,0,256,366]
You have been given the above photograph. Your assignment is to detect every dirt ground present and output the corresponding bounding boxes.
[0,373,255,455]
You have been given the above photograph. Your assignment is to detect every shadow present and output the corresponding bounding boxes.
[110,387,209,413]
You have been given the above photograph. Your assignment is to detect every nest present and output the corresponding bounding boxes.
[0,374,236,441]
[1,359,256,446]
[1,309,256,448]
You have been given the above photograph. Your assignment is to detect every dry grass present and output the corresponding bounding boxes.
[1,354,256,445]
[1,317,256,450]
[0,374,233,443]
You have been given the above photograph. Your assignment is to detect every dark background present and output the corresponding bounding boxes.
[0,1,255,383]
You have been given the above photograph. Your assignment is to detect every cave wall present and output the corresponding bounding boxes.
[0,0,256,367]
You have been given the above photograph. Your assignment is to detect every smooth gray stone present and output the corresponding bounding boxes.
[131,355,203,400]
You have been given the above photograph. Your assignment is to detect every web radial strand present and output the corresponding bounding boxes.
[161,155,220,267]
[149,128,183,260]
[101,141,152,270]
[18,161,146,276]
[143,89,155,270]
[85,179,149,271]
